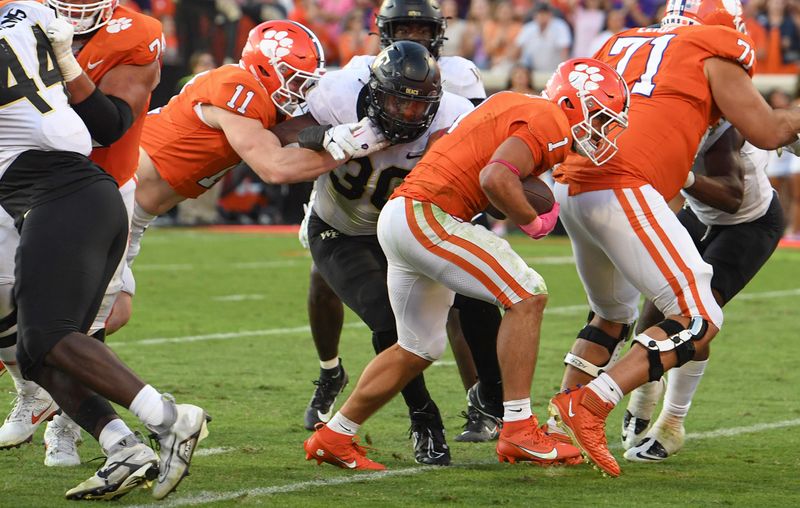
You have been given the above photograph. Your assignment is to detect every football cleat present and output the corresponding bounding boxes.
[496,415,582,466]
[549,385,620,477]
[466,381,503,422]
[304,363,349,431]
[0,360,5,376]
[621,377,666,450]
[304,423,385,470]
[44,414,82,467]
[624,415,685,462]
[540,420,573,445]
[455,406,500,443]
[409,403,450,465]
[65,436,158,501]
[0,385,58,449]
[150,400,210,500]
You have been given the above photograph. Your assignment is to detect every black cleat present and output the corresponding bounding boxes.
[304,362,349,431]
[466,382,503,421]
[409,402,450,466]
[454,406,500,442]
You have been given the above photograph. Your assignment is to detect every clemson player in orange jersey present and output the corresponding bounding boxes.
[303,58,630,471]
[546,0,800,478]
[0,0,166,470]
[128,20,386,266]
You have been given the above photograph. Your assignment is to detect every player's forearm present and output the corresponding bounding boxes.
[480,167,536,225]
[684,174,743,214]
[248,148,339,185]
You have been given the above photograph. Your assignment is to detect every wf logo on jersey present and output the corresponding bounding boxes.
[106,17,133,34]
[568,63,605,92]
[258,29,294,61]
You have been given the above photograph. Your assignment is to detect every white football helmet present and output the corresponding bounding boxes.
[47,0,119,35]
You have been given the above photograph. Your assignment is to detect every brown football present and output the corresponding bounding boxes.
[521,176,555,214]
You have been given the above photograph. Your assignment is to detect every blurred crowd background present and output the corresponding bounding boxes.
[124,0,800,241]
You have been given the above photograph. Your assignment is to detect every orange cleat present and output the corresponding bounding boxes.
[548,385,620,477]
[304,424,386,471]
[496,415,583,466]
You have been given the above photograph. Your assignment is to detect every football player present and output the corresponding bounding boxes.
[303,58,630,470]
[622,122,783,461]
[128,20,385,266]
[300,0,503,445]
[0,0,164,470]
[546,0,800,477]
[295,41,474,465]
[0,1,207,500]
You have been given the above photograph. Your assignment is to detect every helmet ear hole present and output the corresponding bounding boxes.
[559,97,575,111]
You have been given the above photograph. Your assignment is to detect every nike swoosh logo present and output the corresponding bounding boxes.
[334,456,358,468]
[316,409,333,422]
[515,444,559,460]
[568,399,576,418]
[405,152,424,160]
[509,408,523,412]
[87,60,104,70]
[31,402,54,424]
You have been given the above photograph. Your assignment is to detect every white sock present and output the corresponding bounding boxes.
[626,379,663,420]
[503,398,532,422]
[320,357,340,370]
[98,418,135,455]
[662,360,708,420]
[0,343,36,395]
[129,384,170,429]
[588,373,623,406]
[328,412,359,436]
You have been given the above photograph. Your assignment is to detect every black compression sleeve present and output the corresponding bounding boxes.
[297,124,331,151]
[71,88,134,147]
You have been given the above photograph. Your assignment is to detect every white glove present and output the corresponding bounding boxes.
[323,118,390,161]
[46,17,82,82]
[322,124,354,161]
[345,117,390,158]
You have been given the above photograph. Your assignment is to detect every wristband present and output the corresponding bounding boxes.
[518,216,543,238]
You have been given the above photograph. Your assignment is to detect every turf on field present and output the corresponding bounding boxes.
[1,228,799,507]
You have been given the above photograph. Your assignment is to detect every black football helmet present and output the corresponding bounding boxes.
[365,41,442,145]
[376,0,447,58]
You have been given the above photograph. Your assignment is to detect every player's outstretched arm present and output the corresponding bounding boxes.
[707,58,800,150]
[206,105,341,184]
[684,125,745,214]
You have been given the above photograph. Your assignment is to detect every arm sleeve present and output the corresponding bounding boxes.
[71,88,134,147]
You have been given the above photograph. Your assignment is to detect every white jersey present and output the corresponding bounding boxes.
[0,1,91,178]
[307,66,474,236]
[345,54,486,101]
[683,121,773,226]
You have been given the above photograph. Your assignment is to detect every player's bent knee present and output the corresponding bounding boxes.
[398,334,447,362]
[17,325,79,380]
[564,319,634,378]
[509,293,547,314]
[633,316,708,382]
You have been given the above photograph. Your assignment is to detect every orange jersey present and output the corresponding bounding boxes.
[77,5,164,187]
[395,92,571,221]
[554,25,756,200]
[140,64,278,198]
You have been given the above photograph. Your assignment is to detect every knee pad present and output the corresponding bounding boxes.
[371,329,398,354]
[633,317,708,382]
[564,319,634,378]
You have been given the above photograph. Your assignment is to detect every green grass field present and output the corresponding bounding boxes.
[1,228,799,507]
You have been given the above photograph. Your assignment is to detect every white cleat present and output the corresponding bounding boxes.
[0,386,58,449]
[150,401,210,500]
[44,414,82,467]
[623,417,685,462]
[621,377,666,450]
[65,437,158,500]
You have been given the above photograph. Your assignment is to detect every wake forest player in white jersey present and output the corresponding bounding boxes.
[301,0,506,448]
[0,1,208,501]
[620,121,784,462]
[292,41,473,465]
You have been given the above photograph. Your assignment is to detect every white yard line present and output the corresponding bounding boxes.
[114,287,799,349]
[211,294,265,302]
[130,417,800,508]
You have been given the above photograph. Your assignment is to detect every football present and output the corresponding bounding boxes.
[521,176,555,214]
